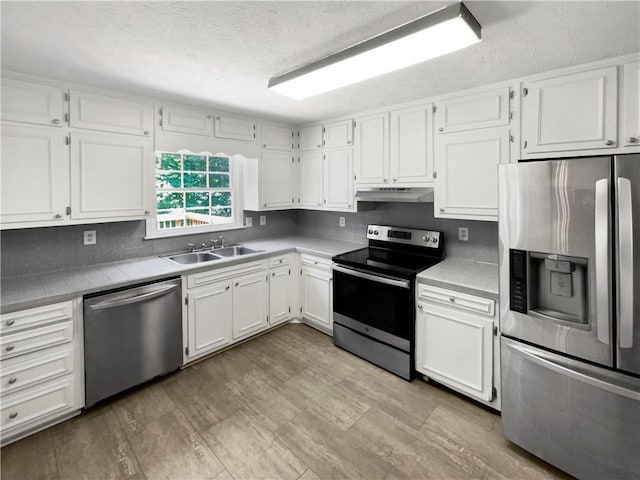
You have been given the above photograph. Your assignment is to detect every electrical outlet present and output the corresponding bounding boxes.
[260,215,266,226]
[83,230,96,245]
[339,216,346,227]
[245,216,253,227]
[458,227,469,241]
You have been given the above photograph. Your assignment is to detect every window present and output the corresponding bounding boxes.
[147,151,242,237]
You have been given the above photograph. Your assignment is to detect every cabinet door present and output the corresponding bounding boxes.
[1,78,65,127]
[70,132,153,219]
[214,114,256,142]
[269,265,292,326]
[434,127,510,221]
[623,61,640,147]
[323,120,353,149]
[301,266,332,330]
[298,125,323,151]
[187,281,233,358]
[390,103,434,184]
[161,104,213,136]
[323,149,354,210]
[435,87,510,134]
[69,90,153,137]
[233,272,268,340]
[261,123,293,151]
[298,151,323,208]
[522,66,618,154]
[416,303,494,402]
[1,125,69,225]
[261,152,295,209]
[354,112,389,185]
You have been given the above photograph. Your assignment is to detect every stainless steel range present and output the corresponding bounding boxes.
[331,225,444,380]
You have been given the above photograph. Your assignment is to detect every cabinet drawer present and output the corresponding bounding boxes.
[269,255,291,268]
[1,345,74,395]
[418,284,495,317]
[1,321,73,360]
[187,260,267,289]
[0,302,72,334]
[300,254,332,270]
[1,376,75,435]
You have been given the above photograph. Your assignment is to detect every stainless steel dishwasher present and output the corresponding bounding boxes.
[84,277,182,407]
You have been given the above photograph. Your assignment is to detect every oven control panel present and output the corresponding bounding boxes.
[367,225,441,248]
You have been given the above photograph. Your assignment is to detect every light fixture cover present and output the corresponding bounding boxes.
[269,2,481,100]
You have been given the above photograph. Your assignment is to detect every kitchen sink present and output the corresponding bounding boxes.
[212,245,261,257]
[166,251,221,264]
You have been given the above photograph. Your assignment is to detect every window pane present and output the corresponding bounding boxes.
[186,208,211,227]
[184,173,206,188]
[211,192,231,207]
[156,153,181,170]
[184,155,206,171]
[208,173,229,188]
[208,156,229,172]
[213,207,232,218]
[156,172,181,189]
[156,192,183,210]
[186,192,209,208]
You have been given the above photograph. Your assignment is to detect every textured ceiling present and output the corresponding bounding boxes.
[1,1,639,123]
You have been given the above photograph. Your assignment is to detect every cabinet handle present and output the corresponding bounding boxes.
[144,210,150,215]
[383,178,388,183]
[235,282,239,287]
[438,127,444,132]
[628,137,638,143]
[225,286,230,290]
[8,412,18,419]
[143,130,150,136]
[449,297,456,302]
[314,261,318,265]
[523,140,528,149]
[323,199,327,204]
[392,178,397,182]
[347,140,351,144]
[440,208,445,213]
[605,139,615,146]
[5,319,15,326]
[5,345,15,352]
[55,213,62,219]
[263,203,267,207]
[279,259,283,263]
[262,144,267,148]
[51,118,61,125]
[348,204,352,208]
[417,304,423,310]
[272,272,276,276]
[207,115,213,119]
[8,377,17,385]
[316,144,321,148]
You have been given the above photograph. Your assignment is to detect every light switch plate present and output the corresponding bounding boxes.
[458,227,469,241]
[245,216,253,227]
[83,230,96,245]
[339,217,346,227]
[260,215,266,226]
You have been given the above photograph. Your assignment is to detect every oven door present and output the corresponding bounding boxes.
[332,264,413,349]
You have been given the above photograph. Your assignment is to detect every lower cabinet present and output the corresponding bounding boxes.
[232,271,269,340]
[269,256,297,327]
[415,284,499,409]
[300,254,333,334]
[186,280,233,358]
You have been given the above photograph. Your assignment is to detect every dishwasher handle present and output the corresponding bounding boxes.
[88,283,179,310]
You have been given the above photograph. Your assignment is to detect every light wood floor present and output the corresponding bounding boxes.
[1,323,571,480]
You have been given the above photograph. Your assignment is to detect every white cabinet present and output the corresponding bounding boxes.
[435,87,511,133]
[214,113,256,143]
[243,152,296,211]
[187,280,233,358]
[434,127,510,221]
[297,151,323,208]
[416,284,497,405]
[622,61,640,147]
[297,125,323,151]
[521,66,618,154]
[160,104,213,136]
[70,132,153,220]
[300,255,333,334]
[323,119,353,149]
[269,259,296,327]
[1,125,70,225]
[1,78,65,127]
[323,149,354,210]
[389,103,434,184]
[232,271,269,340]
[261,123,294,151]
[69,90,153,137]
[354,112,389,185]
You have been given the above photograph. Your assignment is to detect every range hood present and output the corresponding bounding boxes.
[354,187,434,203]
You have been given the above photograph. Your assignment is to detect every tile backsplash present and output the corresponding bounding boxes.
[1,203,498,277]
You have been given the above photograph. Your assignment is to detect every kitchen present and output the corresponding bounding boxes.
[0,1,638,479]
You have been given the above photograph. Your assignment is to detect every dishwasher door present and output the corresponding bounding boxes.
[84,277,182,407]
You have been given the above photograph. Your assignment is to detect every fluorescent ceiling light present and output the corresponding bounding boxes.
[268,2,481,100]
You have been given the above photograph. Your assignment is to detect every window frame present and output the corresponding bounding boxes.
[145,150,245,239]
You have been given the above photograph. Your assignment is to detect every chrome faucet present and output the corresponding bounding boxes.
[210,235,225,249]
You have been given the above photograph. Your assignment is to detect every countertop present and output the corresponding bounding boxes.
[416,258,499,300]
[1,235,365,314]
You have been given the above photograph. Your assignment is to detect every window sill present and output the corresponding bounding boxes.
[144,223,248,240]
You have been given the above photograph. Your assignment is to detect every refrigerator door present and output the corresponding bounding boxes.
[501,337,640,480]
[615,154,640,375]
[499,157,613,366]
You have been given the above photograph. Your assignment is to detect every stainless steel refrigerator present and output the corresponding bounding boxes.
[498,154,639,480]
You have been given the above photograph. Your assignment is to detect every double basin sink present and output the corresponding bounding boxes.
[165,245,262,265]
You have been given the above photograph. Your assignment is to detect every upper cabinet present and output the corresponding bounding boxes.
[323,149,354,210]
[354,112,389,185]
[244,151,296,211]
[214,113,256,143]
[297,125,323,151]
[261,123,294,151]
[389,102,434,185]
[160,104,213,136]
[323,119,353,149]
[297,151,323,208]
[622,61,640,147]
[1,79,65,128]
[435,87,510,133]
[521,66,618,155]
[69,90,153,137]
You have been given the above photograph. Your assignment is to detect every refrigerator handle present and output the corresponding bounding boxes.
[618,177,634,349]
[595,179,610,345]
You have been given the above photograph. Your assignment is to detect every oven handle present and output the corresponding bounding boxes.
[332,265,410,289]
